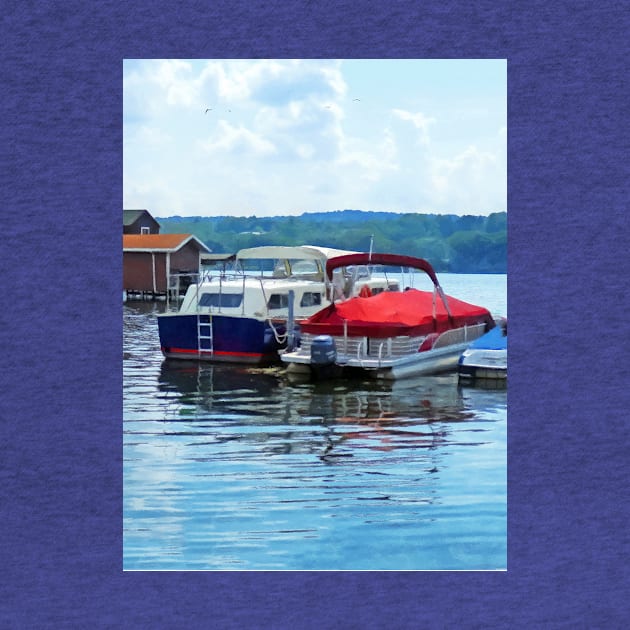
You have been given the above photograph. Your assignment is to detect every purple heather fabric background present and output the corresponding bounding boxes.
[2,1,629,627]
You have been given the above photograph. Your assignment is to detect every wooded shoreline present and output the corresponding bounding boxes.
[158,210,507,273]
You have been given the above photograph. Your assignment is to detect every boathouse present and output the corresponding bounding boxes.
[123,233,211,297]
[123,209,161,235]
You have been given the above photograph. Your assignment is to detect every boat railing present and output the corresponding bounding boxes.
[298,332,427,360]
[166,270,233,311]
[166,272,200,311]
[297,324,488,363]
[431,323,487,349]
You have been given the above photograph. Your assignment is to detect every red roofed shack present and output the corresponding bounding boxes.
[123,233,211,295]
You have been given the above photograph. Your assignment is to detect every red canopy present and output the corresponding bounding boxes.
[326,252,440,286]
[301,289,494,338]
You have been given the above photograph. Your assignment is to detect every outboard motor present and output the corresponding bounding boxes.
[310,335,337,367]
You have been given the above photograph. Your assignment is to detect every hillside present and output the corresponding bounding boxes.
[156,210,507,273]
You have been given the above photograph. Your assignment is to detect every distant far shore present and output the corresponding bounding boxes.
[157,209,507,274]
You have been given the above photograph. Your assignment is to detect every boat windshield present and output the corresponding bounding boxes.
[266,258,324,279]
[288,259,322,279]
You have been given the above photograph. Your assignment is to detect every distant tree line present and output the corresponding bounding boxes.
[157,209,507,273]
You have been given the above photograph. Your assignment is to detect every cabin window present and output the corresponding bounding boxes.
[199,292,243,308]
[140,226,150,234]
[267,293,289,310]
[300,292,322,307]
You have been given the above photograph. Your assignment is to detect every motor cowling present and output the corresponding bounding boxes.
[310,335,337,366]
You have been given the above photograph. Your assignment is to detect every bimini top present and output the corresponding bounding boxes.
[325,252,440,285]
[236,245,356,261]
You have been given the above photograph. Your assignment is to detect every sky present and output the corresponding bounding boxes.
[123,59,506,218]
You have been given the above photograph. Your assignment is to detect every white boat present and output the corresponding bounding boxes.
[281,253,496,380]
[157,245,398,364]
[458,319,507,380]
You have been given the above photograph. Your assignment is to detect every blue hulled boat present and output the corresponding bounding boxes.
[157,245,397,364]
[458,319,507,380]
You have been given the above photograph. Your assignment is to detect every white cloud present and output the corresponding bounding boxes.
[123,59,506,216]
[197,59,346,108]
[296,144,315,159]
[432,145,494,183]
[392,109,436,146]
[251,100,343,162]
[153,59,198,106]
[200,120,276,156]
[337,127,398,182]
[134,125,172,146]
[429,145,504,211]
[194,61,350,164]
[199,60,254,102]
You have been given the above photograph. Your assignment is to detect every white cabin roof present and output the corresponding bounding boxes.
[236,245,356,260]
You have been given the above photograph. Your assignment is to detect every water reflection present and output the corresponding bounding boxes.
[124,297,506,570]
[152,360,494,469]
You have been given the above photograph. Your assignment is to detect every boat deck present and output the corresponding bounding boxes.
[283,324,487,379]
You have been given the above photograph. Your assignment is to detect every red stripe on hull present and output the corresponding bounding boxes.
[161,346,273,362]
[161,348,270,357]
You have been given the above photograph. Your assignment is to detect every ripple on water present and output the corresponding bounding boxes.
[123,289,507,570]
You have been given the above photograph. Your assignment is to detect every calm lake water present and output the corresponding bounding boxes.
[124,273,507,570]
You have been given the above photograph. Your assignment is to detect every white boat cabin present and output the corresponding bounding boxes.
[174,245,399,323]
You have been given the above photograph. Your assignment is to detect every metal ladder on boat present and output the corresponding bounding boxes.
[197,314,213,355]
